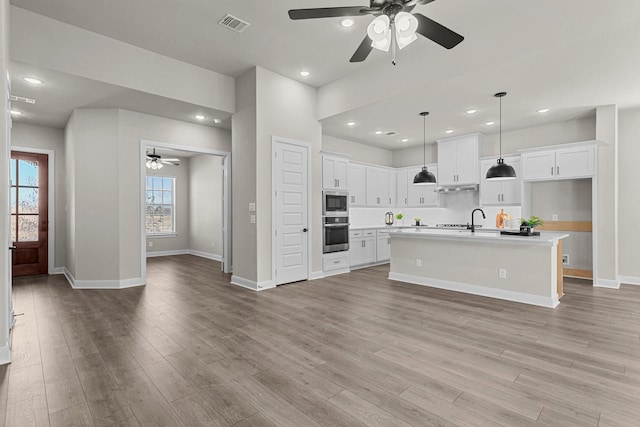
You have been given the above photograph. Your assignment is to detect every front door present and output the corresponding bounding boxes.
[10,151,48,276]
[273,139,308,285]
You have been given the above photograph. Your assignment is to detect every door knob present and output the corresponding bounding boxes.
[302,228,308,232]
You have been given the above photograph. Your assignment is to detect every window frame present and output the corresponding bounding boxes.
[145,175,177,237]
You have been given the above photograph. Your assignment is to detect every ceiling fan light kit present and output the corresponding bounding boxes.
[486,92,517,181]
[288,0,464,65]
[145,148,180,170]
[414,111,437,185]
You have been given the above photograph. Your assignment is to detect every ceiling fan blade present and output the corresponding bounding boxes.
[160,158,180,162]
[161,160,180,165]
[289,7,371,20]
[413,13,464,49]
[403,0,435,7]
[350,35,374,63]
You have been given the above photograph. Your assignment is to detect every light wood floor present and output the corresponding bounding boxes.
[2,255,640,426]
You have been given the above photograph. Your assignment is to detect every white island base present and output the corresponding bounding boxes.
[388,229,568,308]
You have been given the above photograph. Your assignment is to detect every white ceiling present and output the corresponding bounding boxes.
[8,0,640,150]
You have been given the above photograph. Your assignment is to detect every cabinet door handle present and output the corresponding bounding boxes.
[389,197,391,205]
[405,197,407,205]
[556,166,560,176]
[551,166,554,176]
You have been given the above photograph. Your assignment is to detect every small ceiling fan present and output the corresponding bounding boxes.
[288,0,463,65]
[145,148,180,170]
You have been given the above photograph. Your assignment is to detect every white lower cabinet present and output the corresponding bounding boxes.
[349,229,377,267]
[376,229,391,262]
[323,252,350,272]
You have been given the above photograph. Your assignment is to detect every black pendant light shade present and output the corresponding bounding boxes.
[413,111,437,185]
[414,166,437,185]
[486,158,516,180]
[486,92,517,181]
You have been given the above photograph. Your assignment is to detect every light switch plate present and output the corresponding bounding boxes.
[250,214,256,224]
[249,202,256,212]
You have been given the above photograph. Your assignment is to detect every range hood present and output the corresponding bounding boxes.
[435,184,479,193]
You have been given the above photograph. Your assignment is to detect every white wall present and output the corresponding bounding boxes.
[1,0,11,363]
[322,135,394,167]
[618,107,640,279]
[146,156,190,254]
[189,154,223,257]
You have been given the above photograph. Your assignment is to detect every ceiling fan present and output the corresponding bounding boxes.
[288,0,463,65]
[145,148,180,170]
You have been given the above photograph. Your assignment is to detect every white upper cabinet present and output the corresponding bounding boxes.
[480,156,521,206]
[396,169,409,207]
[436,133,482,186]
[349,163,366,206]
[366,166,395,207]
[405,165,439,206]
[521,143,595,181]
[322,155,349,190]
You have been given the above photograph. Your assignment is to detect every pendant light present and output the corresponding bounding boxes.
[413,112,437,185]
[486,92,516,180]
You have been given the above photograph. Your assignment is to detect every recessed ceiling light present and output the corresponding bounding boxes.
[374,130,383,135]
[537,108,550,113]
[346,121,357,127]
[485,121,495,126]
[10,110,23,116]
[465,109,477,115]
[445,129,454,134]
[23,77,43,85]
[401,138,409,142]
[340,18,355,28]
[299,70,310,77]
[194,114,206,120]
[213,118,222,124]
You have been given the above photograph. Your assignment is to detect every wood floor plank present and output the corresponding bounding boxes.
[7,257,640,427]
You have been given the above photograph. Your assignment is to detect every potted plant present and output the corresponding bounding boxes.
[396,212,404,225]
[520,216,544,233]
[414,217,422,226]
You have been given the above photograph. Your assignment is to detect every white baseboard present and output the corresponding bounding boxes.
[52,267,65,275]
[64,268,144,290]
[388,272,559,308]
[594,278,621,289]
[322,268,350,278]
[230,275,275,291]
[618,275,640,286]
[189,249,222,261]
[146,249,189,258]
[0,343,11,365]
[309,271,325,280]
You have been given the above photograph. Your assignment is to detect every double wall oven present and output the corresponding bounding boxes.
[323,191,349,253]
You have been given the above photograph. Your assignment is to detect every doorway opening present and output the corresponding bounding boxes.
[10,150,52,277]
[140,140,231,284]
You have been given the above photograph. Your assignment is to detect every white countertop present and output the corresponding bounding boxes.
[388,228,569,246]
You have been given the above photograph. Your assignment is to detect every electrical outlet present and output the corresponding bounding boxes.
[148,241,153,248]
[562,254,570,266]
[416,259,422,267]
[250,214,256,224]
[249,202,256,212]
[552,213,559,221]
[499,268,507,279]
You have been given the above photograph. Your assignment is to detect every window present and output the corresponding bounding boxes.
[146,176,175,235]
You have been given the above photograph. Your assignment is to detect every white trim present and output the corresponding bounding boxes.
[52,267,64,275]
[0,344,10,365]
[11,146,56,275]
[619,275,640,285]
[322,268,350,278]
[230,275,276,291]
[146,233,178,239]
[140,139,232,285]
[146,249,189,258]
[271,136,312,286]
[189,249,222,261]
[388,272,559,308]
[309,271,325,280]
[518,140,600,154]
[64,268,144,289]
[594,278,620,289]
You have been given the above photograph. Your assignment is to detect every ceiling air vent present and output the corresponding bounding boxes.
[219,14,250,33]
[385,131,398,136]
[10,95,36,104]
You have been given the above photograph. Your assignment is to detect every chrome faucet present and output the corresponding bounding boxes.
[470,208,485,233]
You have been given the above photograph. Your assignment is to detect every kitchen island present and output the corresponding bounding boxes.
[388,228,568,308]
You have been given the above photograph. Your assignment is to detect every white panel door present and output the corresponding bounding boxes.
[555,146,594,179]
[322,156,335,189]
[522,150,556,181]
[334,158,349,190]
[455,137,479,185]
[396,169,408,207]
[274,141,308,285]
[349,164,366,206]
[437,141,458,186]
